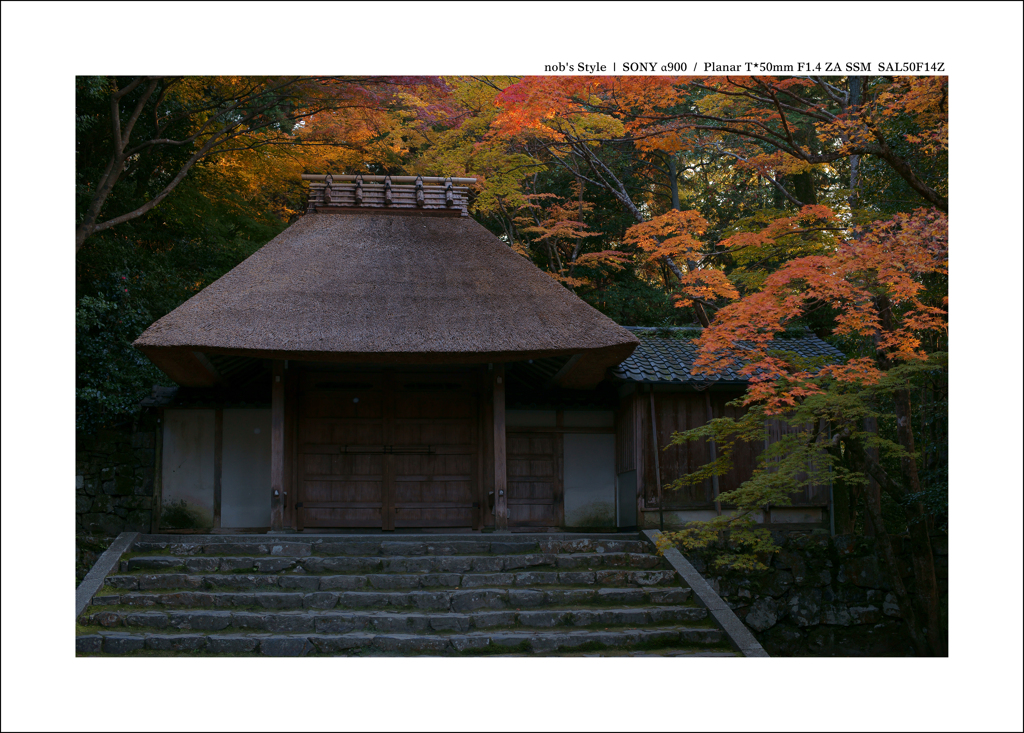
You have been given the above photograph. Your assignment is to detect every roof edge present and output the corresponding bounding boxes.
[136,341,639,389]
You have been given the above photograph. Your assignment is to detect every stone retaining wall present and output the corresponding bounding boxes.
[690,531,948,656]
[76,414,159,535]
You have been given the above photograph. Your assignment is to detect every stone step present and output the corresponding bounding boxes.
[132,538,650,558]
[92,585,693,611]
[76,625,727,656]
[103,568,678,592]
[119,551,665,575]
[82,605,708,633]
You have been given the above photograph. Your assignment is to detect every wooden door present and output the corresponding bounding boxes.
[297,373,386,528]
[506,432,563,528]
[296,371,479,529]
[392,374,479,528]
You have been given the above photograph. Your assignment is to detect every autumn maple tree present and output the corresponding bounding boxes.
[75,75,444,252]
[653,205,948,656]
[478,75,947,328]
[476,75,949,655]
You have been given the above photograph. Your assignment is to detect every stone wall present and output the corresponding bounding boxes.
[76,412,159,536]
[690,531,948,656]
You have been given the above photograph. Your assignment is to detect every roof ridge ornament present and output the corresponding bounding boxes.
[415,175,425,207]
[303,173,476,217]
[444,176,455,207]
[321,173,333,207]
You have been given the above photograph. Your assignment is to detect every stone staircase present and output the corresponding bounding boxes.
[76,534,737,656]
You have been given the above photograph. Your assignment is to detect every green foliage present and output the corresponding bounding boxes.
[575,270,682,326]
[656,403,835,571]
[656,348,948,569]
[75,156,289,430]
[75,275,167,432]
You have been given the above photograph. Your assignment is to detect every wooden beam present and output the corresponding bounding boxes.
[192,351,223,384]
[546,354,582,388]
[270,360,285,531]
[135,347,221,387]
[548,345,639,390]
[493,364,508,530]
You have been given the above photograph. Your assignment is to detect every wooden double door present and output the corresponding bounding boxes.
[297,371,480,529]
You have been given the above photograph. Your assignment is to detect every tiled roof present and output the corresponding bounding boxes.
[610,333,846,384]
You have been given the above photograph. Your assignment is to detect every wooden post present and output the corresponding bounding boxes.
[382,372,396,531]
[493,364,508,530]
[213,407,223,529]
[285,362,299,530]
[705,392,722,516]
[481,368,495,527]
[634,392,645,524]
[151,411,163,533]
[649,387,663,531]
[474,374,485,531]
[271,360,285,531]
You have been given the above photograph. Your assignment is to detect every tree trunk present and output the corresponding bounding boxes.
[872,292,944,654]
[859,478,932,656]
[828,445,859,534]
[848,77,862,212]
[893,389,946,655]
[844,437,933,655]
[862,416,881,535]
[669,155,681,210]
[669,156,711,327]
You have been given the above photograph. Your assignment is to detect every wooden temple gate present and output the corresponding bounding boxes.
[292,369,482,530]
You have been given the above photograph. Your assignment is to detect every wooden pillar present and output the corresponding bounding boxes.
[213,407,224,529]
[634,392,645,522]
[705,392,721,516]
[493,364,508,530]
[271,360,285,531]
[151,412,163,533]
[285,362,299,530]
[481,368,495,527]
[649,386,663,531]
[382,372,396,531]
[474,371,485,531]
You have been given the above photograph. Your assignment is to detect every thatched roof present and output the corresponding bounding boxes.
[135,212,639,388]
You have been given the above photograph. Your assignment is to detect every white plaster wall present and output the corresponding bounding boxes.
[221,409,272,528]
[563,433,616,527]
[162,409,215,527]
